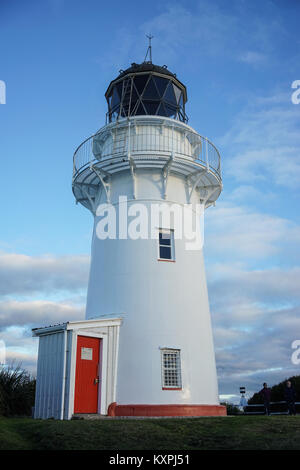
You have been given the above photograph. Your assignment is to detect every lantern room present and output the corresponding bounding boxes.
[105,62,188,123]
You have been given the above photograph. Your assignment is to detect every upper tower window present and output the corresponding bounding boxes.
[105,63,188,123]
[158,229,175,261]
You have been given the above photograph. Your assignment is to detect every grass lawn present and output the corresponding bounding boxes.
[0,415,300,450]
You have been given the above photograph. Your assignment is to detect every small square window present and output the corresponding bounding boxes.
[161,349,182,389]
[158,229,175,261]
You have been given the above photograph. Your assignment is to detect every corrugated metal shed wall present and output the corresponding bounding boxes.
[34,332,65,419]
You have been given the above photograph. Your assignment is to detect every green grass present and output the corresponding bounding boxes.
[0,415,299,450]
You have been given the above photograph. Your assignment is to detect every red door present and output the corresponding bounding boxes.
[74,336,101,413]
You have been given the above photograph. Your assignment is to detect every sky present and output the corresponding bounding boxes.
[0,0,300,403]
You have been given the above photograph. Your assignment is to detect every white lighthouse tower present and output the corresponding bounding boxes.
[32,52,226,419]
[71,53,225,417]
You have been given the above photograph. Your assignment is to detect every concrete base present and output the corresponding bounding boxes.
[107,402,227,417]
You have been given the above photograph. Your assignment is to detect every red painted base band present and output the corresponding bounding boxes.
[107,402,227,417]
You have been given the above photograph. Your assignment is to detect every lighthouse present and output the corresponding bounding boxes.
[32,53,226,419]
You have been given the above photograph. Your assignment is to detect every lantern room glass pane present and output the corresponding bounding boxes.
[143,101,160,115]
[111,87,120,108]
[116,82,123,100]
[156,103,168,116]
[164,104,177,118]
[135,102,146,115]
[173,84,182,104]
[133,75,149,94]
[164,82,176,104]
[143,77,160,99]
[130,85,138,102]
[154,76,168,97]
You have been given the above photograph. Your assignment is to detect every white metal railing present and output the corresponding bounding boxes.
[73,116,221,181]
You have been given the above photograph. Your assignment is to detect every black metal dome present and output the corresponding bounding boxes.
[105,62,188,123]
[118,62,176,79]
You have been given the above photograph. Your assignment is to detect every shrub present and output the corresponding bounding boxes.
[0,362,36,417]
[220,401,241,415]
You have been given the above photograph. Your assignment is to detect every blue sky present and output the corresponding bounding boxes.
[0,0,300,402]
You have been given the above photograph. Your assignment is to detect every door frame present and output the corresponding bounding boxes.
[74,334,102,414]
[69,331,108,416]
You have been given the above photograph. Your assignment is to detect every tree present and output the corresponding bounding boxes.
[248,376,300,405]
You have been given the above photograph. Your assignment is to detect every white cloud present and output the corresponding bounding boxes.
[0,301,85,374]
[223,185,277,204]
[0,299,85,374]
[208,264,300,330]
[207,260,300,396]
[139,2,286,68]
[239,51,267,65]
[205,203,300,260]
[141,3,238,60]
[206,87,300,397]
[0,299,85,328]
[0,252,89,296]
[220,93,300,189]
[0,325,38,372]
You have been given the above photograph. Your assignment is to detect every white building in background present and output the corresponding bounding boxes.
[33,58,226,419]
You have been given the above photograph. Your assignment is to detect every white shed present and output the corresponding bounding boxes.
[32,317,122,419]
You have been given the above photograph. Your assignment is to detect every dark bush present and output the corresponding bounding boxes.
[248,375,300,405]
[0,362,36,416]
[220,401,241,415]
[247,375,300,414]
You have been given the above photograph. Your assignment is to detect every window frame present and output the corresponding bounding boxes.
[158,228,175,262]
[160,348,182,390]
